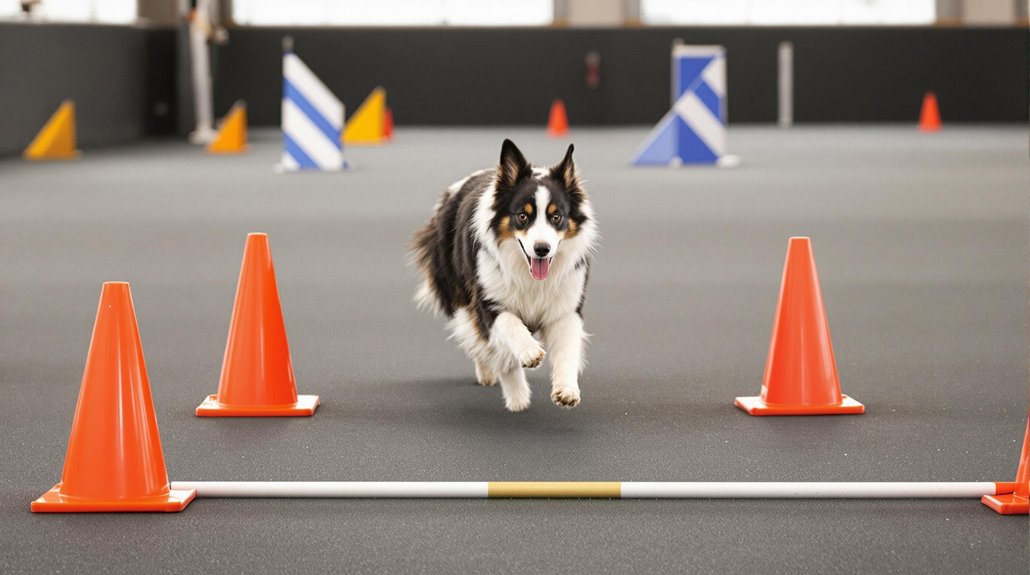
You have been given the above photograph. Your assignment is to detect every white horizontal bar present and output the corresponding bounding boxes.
[171,481,999,499]
[619,482,998,499]
[172,481,488,498]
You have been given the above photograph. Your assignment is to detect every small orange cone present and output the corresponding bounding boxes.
[982,418,1029,515]
[24,99,80,161]
[343,87,387,145]
[547,99,569,137]
[197,233,319,417]
[918,92,941,132]
[207,100,248,154]
[383,107,394,142]
[735,237,864,416]
[32,282,196,512]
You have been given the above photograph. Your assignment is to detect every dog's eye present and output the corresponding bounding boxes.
[516,212,528,223]
[551,213,563,224]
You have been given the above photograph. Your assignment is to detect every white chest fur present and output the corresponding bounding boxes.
[477,240,586,331]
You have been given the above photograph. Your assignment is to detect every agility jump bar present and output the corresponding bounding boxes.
[170,481,1017,499]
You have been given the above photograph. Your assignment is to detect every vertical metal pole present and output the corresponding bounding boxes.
[189,0,215,143]
[671,38,683,105]
[778,41,793,128]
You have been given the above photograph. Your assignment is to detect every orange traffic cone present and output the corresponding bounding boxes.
[982,417,1029,515]
[24,99,80,161]
[547,99,569,137]
[383,107,394,141]
[207,100,248,154]
[196,233,319,416]
[32,282,196,512]
[918,92,941,132]
[735,237,864,415]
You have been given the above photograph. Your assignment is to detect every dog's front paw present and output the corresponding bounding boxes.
[517,341,546,369]
[551,387,581,409]
[504,394,531,413]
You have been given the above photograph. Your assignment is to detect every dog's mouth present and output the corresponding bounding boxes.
[528,255,552,281]
[518,240,552,281]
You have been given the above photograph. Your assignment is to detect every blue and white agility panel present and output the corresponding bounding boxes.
[633,45,727,167]
[281,52,345,171]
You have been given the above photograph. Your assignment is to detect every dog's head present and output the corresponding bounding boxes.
[491,139,590,281]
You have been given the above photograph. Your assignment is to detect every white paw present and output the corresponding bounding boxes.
[504,394,531,413]
[517,340,546,369]
[474,362,497,387]
[551,387,581,409]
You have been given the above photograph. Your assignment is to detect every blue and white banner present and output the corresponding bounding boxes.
[281,52,345,171]
[633,45,727,167]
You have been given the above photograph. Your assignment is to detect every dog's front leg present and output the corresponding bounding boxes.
[490,311,545,369]
[542,314,585,408]
[487,312,542,412]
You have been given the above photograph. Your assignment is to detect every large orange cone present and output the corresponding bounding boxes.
[547,99,569,137]
[24,99,80,161]
[207,100,248,154]
[196,233,319,416]
[918,92,941,132]
[982,417,1029,515]
[735,237,864,416]
[32,282,196,512]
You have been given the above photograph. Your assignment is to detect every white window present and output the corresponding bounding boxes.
[642,0,936,26]
[443,0,552,25]
[0,0,135,23]
[232,0,553,26]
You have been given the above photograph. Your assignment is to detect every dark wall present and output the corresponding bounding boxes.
[213,26,1028,126]
[1,24,1023,155]
[0,23,176,157]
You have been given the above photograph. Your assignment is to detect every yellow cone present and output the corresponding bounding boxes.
[343,87,387,145]
[24,100,79,161]
[207,101,248,154]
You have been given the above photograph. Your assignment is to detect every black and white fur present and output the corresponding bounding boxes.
[412,139,598,412]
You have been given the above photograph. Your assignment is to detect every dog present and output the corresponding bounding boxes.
[412,139,598,412]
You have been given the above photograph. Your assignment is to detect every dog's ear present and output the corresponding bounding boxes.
[550,143,580,192]
[497,139,530,190]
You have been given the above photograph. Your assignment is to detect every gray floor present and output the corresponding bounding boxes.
[1,126,1027,574]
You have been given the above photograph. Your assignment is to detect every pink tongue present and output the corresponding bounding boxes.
[531,257,551,280]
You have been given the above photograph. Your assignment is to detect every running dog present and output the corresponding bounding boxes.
[412,139,598,412]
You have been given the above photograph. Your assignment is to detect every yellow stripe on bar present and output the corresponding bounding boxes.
[488,482,621,498]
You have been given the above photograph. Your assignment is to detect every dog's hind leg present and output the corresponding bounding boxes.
[542,313,585,409]
[490,312,545,369]
[498,367,531,412]
[474,357,497,387]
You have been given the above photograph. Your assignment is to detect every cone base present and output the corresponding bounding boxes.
[548,129,569,138]
[208,146,249,155]
[31,484,196,513]
[918,126,941,133]
[343,138,386,146]
[980,493,1029,515]
[195,394,319,417]
[734,394,864,416]
[23,150,81,161]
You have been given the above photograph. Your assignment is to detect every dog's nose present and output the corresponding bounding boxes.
[534,243,551,258]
